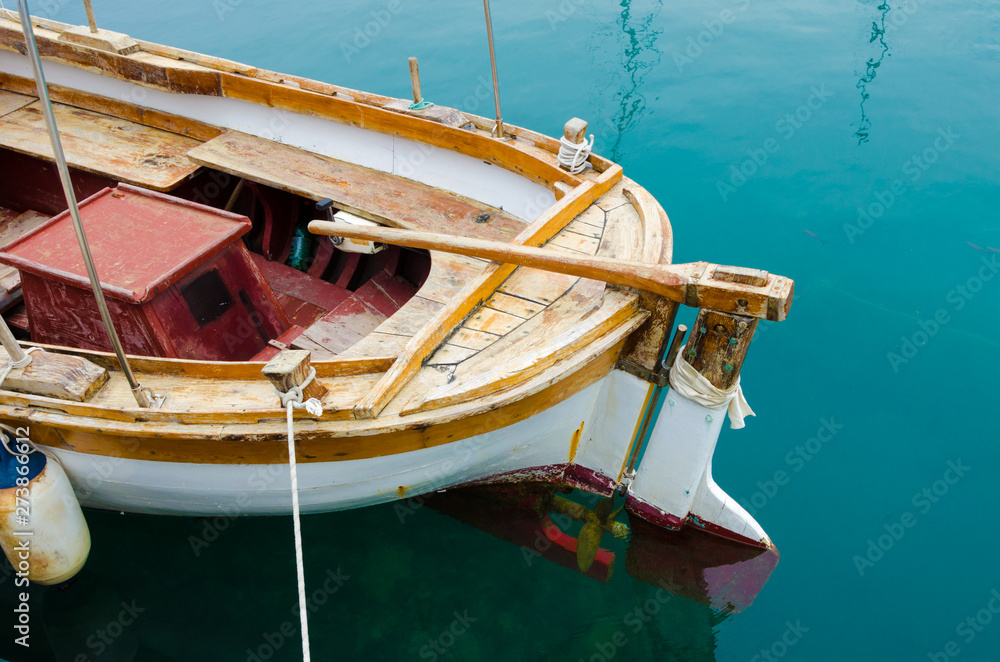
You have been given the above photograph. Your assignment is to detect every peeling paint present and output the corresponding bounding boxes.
[567,421,584,463]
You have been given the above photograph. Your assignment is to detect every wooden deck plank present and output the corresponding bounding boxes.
[188,131,527,242]
[597,202,643,262]
[448,327,501,351]
[463,307,525,336]
[485,292,544,319]
[549,230,601,255]
[339,331,411,358]
[0,102,202,191]
[426,343,479,366]
[418,252,489,305]
[565,218,603,239]
[250,252,350,312]
[498,269,579,305]
[374,296,444,337]
[574,205,607,229]
[0,89,33,118]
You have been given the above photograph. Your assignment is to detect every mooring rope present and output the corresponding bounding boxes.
[277,383,323,662]
[557,134,595,174]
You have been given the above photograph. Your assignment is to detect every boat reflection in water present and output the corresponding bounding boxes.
[423,483,779,615]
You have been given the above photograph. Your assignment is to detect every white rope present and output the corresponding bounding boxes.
[0,347,41,388]
[558,134,594,174]
[669,344,755,429]
[278,382,323,662]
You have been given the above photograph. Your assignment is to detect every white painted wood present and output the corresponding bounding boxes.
[572,370,650,477]
[628,389,769,545]
[0,51,554,221]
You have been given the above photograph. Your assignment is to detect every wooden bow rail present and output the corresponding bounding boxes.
[308,221,794,322]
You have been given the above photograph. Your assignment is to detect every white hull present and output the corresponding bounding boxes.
[50,370,770,547]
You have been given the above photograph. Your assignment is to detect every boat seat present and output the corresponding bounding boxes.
[0,96,202,192]
[249,252,350,327]
[292,271,418,357]
[187,131,528,243]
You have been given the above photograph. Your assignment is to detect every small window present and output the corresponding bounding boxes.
[181,269,233,326]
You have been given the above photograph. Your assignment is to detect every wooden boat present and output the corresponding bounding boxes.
[0,8,793,576]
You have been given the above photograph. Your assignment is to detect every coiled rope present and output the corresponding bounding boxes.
[274,374,323,662]
[558,133,595,174]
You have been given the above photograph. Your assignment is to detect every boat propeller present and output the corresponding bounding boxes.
[550,494,630,573]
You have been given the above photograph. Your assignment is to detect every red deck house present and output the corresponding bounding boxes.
[0,184,291,361]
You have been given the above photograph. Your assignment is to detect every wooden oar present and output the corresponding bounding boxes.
[308,221,794,321]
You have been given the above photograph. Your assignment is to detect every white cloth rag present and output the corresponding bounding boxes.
[669,344,755,429]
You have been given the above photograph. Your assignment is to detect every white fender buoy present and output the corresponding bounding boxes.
[0,428,90,585]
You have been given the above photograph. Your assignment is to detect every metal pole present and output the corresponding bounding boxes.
[0,317,30,370]
[82,0,98,33]
[482,0,505,138]
[16,1,157,408]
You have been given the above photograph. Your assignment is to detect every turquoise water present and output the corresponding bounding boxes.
[2,0,1000,660]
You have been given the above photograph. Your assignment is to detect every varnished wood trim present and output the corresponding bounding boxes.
[25,343,394,379]
[623,184,672,266]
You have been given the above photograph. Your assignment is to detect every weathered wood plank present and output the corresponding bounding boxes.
[339,331,410,359]
[485,292,544,319]
[0,89,33,117]
[685,310,758,390]
[261,349,327,402]
[418,252,489,305]
[549,230,601,255]
[373,295,443,337]
[565,218,603,239]
[623,183,672,265]
[447,327,501,351]
[188,131,526,242]
[464,307,525,336]
[0,348,108,402]
[0,102,202,191]
[598,202,643,261]
[499,269,579,305]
